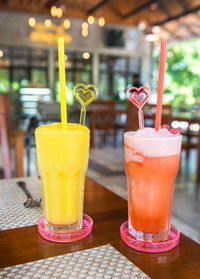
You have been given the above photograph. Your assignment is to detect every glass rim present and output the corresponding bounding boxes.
[124,131,182,141]
[36,122,90,135]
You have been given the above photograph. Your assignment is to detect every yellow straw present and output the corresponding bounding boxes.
[58,37,67,128]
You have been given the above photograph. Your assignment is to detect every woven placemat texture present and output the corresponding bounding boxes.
[0,244,149,279]
[0,176,42,230]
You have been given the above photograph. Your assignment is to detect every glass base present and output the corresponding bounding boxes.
[120,221,180,252]
[44,218,82,233]
[37,214,93,243]
[129,224,169,242]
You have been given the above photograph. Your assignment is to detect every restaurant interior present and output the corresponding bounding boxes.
[0,0,200,276]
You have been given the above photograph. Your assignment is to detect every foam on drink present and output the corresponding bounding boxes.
[124,127,182,160]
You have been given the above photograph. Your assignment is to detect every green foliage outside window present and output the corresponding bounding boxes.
[0,69,10,92]
[31,69,47,85]
[153,39,200,111]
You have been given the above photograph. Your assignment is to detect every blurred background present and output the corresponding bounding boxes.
[0,0,200,242]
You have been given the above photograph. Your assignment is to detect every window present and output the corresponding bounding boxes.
[0,46,49,115]
[99,55,141,101]
[0,46,48,92]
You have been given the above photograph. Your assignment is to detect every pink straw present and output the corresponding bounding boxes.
[155,41,166,131]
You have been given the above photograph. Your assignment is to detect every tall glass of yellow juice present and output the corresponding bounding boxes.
[35,122,90,233]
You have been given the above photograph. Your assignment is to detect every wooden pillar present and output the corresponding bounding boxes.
[14,132,25,178]
[0,96,12,178]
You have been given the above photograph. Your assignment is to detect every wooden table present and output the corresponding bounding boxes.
[0,177,200,278]
[170,112,200,183]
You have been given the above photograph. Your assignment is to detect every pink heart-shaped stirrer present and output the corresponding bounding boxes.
[126,86,151,109]
[126,86,151,129]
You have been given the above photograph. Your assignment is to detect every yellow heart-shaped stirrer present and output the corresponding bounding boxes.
[73,83,98,125]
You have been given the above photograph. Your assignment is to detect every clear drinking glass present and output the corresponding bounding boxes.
[124,131,182,242]
[35,122,90,233]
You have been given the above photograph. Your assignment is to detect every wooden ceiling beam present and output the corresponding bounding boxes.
[177,0,189,12]
[177,0,200,38]
[151,5,200,26]
[178,0,199,38]
[187,25,198,36]
[87,0,113,15]
[182,23,200,37]
[159,2,171,18]
[169,23,199,41]
[122,0,163,19]
[37,0,51,8]
[46,0,59,8]
[7,0,19,8]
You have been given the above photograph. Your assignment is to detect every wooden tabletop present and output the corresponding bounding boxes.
[0,177,200,278]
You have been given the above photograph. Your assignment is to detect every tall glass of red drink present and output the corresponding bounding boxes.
[124,128,182,242]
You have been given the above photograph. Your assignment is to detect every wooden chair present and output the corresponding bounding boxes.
[90,100,117,147]
[0,95,26,178]
[115,103,174,146]
[125,102,139,131]
[181,123,199,160]
[144,104,173,127]
[114,102,138,144]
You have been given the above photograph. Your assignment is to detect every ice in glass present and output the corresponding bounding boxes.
[124,127,182,242]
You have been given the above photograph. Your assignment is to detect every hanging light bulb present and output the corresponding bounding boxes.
[82,21,88,30]
[0,50,4,58]
[29,17,36,27]
[81,29,88,37]
[87,15,94,24]
[45,19,52,28]
[51,6,57,17]
[57,7,63,18]
[98,17,105,27]
[82,52,90,59]
[64,19,71,29]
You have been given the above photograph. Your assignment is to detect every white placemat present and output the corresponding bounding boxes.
[0,176,42,230]
[0,244,150,279]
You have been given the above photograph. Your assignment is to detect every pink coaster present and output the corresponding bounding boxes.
[120,221,180,253]
[37,214,93,243]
